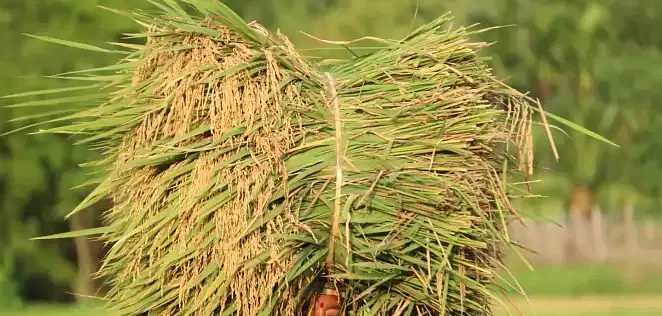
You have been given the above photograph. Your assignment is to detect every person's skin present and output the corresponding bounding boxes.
[313,293,342,316]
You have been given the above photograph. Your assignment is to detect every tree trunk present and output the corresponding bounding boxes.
[623,197,637,279]
[69,210,101,301]
[564,186,594,264]
[591,204,608,262]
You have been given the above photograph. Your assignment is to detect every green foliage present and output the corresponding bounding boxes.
[0,250,22,308]
[465,0,662,212]
[0,0,150,303]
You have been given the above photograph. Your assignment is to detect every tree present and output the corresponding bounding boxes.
[0,0,150,304]
[466,0,662,214]
[464,0,662,261]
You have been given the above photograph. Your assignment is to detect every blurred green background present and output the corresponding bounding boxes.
[2,0,662,315]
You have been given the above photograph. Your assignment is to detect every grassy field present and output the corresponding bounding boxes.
[496,296,662,315]
[5,264,661,315]
[499,263,662,296]
[3,296,662,316]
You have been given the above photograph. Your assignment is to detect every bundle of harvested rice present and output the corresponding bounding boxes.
[12,1,568,315]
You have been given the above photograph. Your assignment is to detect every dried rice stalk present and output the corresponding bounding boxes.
[13,1,569,315]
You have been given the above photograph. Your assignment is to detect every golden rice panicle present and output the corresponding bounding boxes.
[102,12,312,316]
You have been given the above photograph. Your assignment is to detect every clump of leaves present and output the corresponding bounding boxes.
[8,0,571,315]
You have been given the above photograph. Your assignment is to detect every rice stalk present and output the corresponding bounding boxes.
[8,1,579,315]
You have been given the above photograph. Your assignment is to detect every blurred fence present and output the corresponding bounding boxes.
[507,210,662,266]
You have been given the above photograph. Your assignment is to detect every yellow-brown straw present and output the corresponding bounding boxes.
[324,72,343,269]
